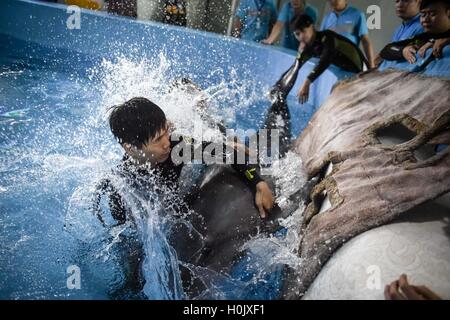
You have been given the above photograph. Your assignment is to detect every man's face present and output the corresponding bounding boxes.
[294,25,315,46]
[133,122,172,164]
[328,0,347,11]
[420,3,450,33]
[395,0,421,20]
[291,0,304,10]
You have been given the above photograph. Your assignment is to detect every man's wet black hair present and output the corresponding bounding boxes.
[420,0,450,10]
[109,97,167,148]
[292,14,315,32]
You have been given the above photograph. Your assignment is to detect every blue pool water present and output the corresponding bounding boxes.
[0,0,339,300]
[1,35,114,299]
[0,29,310,299]
[3,0,449,301]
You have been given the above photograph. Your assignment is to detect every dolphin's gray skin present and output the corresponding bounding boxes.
[262,57,303,158]
[168,68,303,267]
[166,69,309,297]
[173,166,288,271]
[170,164,313,298]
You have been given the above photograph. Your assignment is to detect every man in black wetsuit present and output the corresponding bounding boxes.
[98,97,274,225]
[289,14,368,104]
[380,0,450,64]
[94,97,276,298]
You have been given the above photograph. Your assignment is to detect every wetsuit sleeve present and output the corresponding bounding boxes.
[93,178,128,225]
[231,163,264,189]
[175,135,264,189]
[378,32,448,61]
[379,38,421,61]
[271,56,303,100]
[306,33,334,83]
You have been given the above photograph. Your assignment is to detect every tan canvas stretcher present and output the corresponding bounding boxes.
[284,70,450,298]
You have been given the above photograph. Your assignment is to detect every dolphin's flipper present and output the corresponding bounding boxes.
[269,58,302,103]
[263,58,303,158]
[262,100,292,158]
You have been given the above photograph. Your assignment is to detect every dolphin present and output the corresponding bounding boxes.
[100,64,310,299]
[263,57,302,158]
[170,163,314,298]
[167,66,311,297]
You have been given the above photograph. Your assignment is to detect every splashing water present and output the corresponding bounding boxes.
[240,151,308,284]
[0,37,308,299]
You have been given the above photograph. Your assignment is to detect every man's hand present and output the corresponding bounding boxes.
[297,79,311,104]
[418,41,433,58]
[255,181,274,218]
[261,38,272,45]
[384,274,442,300]
[374,55,383,68]
[402,45,418,64]
[432,38,450,59]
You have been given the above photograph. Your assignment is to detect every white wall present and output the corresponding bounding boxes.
[183,0,235,33]
[137,0,163,21]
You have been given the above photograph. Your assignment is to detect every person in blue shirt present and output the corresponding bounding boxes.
[233,0,278,43]
[376,0,424,67]
[392,0,424,42]
[262,0,318,50]
[321,0,375,68]
[380,0,450,63]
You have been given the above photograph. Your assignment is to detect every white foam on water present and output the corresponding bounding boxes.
[1,50,307,300]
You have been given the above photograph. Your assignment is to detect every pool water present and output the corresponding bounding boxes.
[0,33,309,299]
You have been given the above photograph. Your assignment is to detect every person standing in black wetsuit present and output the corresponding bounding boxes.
[98,97,274,225]
[288,14,368,104]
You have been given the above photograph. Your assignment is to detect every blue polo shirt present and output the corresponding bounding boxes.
[277,2,318,50]
[391,13,424,42]
[320,5,368,45]
[236,0,277,42]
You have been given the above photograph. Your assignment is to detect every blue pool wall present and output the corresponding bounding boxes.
[0,0,358,123]
[1,0,294,92]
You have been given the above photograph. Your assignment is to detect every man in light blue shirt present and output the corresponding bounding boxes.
[377,0,424,68]
[234,0,277,43]
[391,0,424,42]
[262,0,318,50]
[321,0,375,68]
